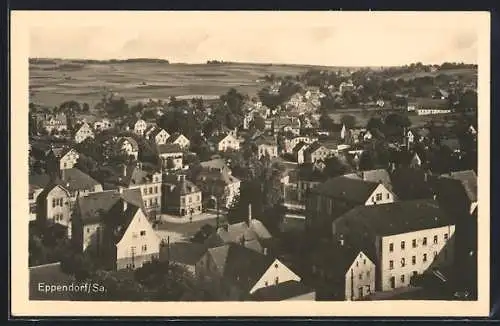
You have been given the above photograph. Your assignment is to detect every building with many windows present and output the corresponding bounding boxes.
[332,199,456,292]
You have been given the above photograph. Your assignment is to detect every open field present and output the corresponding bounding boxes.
[30,59,345,108]
[388,68,477,81]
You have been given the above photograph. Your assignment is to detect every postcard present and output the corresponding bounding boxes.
[10,10,490,317]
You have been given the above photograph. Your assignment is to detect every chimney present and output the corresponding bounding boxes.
[123,199,128,212]
[248,203,252,223]
[123,164,127,176]
[433,194,437,200]
[263,247,268,255]
[178,174,186,183]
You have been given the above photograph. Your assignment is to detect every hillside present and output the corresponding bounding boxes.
[29,59,350,107]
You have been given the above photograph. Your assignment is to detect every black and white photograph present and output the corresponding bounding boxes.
[11,11,490,317]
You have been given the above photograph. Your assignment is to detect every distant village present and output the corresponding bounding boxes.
[29,62,478,301]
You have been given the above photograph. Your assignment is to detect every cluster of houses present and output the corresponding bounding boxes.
[29,80,478,301]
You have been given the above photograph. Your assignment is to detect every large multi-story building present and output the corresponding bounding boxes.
[332,199,456,292]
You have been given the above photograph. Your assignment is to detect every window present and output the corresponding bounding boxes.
[358,287,364,298]
[367,270,370,278]
[423,237,427,246]
[264,281,268,286]
[389,260,394,270]
[363,259,366,265]
[366,285,371,294]
[154,198,158,206]
[140,230,146,236]
[401,258,406,267]
[413,271,418,277]
[149,199,153,207]
[356,261,359,267]
[52,199,56,208]
[275,277,279,285]
[444,233,449,241]
[412,239,417,248]
[423,253,427,262]
[434,235,438,244]
[375,193,382,201]
[274,263,278,268]
[143,188,147,195]
[386,193,390,199]
[390,276,396,289]
[154,186,158,194]
[149,187,153,194]
[87,227,90,233]
[401,241,405,250]
[389,243,394,252]
[401,274,405,283]
[144,200,147,207]
[434,251,438,259]
[142,245,147,252]
[412,256,416,265]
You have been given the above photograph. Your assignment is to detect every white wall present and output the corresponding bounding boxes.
[116,209,161,265]
[365,184,395,206]
[344,251,376,300]
[249,259,301,294]
[379,225,456,291]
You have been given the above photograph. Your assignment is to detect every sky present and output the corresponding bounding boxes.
[27,11,483,66]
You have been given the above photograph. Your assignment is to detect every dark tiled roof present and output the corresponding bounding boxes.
[166,132,187,143]
[51,147,75,159]
[164,174,200,196]
[304,142,325,155]
[440,170,477,202]
[200,158,228,170]
[105,203,141,244]
[77,190,122,224]
[248,280,314,301]
[312,176,380,204]
[197,169,240,186]
[344,169,393,191]
[208,133,234,145]
[311,240,372,277]
[149,127,168,140]
[216,219,272,245]
[254,136,277,147]
[207,243,273,291]
[29,173,52,189]
[166,242,207,266]
[77,188,144,225]
[60,168,101,192]
[157,143,182,154]
[336,199,454,236]
[440,138,461,151]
